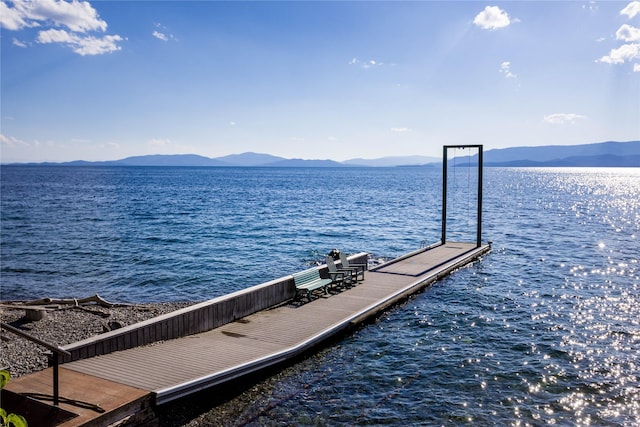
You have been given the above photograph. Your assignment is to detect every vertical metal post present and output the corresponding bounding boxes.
[53,352,60,406]
[0,322,70,408]
[441,145,448,244]
[477,146,483,247]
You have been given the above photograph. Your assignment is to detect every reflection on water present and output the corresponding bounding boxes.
[1,166,638,425]
[173,168,640,426]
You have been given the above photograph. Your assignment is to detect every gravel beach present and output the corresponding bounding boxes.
[0,300,194,378]
[0,300,301,426]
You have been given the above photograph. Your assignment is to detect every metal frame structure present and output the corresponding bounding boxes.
[441,145,483,247]
[1,321,71,406]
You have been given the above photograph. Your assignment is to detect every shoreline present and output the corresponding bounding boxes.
[0,301,194,378]
[0,300,318,426]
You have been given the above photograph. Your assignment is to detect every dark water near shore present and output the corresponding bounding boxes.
[1,166,639,425]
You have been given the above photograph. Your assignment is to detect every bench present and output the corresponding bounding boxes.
[292,268,332,301]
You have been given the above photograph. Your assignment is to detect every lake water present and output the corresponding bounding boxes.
[1,166,638,425]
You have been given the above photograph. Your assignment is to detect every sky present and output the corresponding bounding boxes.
[1,0,639,163]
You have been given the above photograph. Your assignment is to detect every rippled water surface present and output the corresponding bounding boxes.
[1,166,443,302]
[1,166,639,425]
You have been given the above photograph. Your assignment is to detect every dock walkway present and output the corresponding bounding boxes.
[4,242,490,426]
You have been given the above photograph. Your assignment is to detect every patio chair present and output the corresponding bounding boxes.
[339,252,366,281]
[325,256,357,286]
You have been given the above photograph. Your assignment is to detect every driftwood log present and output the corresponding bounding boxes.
[20,294,129,308]
[0,294,131,321]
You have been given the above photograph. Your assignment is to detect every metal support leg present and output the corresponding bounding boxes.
[53,352,59,406]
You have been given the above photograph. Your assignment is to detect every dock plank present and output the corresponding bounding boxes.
[59,242,489,405]
[3,368,151,427]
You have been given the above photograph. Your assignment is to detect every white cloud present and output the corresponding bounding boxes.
[634,63,640,72]
[153,23,175,42]
[597,3,640,69]
[37,28,122,55]
[597,43,640,64]
[0,133,29,147]
[152,30,168,41]
[12,37,27,47]
[391,127,411,133]
[349,57,384,69]
[473,6,515,30]
[582,1,599,13]
[499,61,517,78]
[0,0,37,30]
[1,0,123,55]
[621,1,640,19]
[0,0,107,32]
[617,24,640,42]
[543,113,587,124]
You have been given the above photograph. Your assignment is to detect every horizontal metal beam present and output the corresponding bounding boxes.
[1,322,70,356]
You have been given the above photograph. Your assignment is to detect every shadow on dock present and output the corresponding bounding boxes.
[2,242,491,426]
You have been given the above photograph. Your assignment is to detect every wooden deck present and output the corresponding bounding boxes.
[3,368,151,427]
[4,242,490,426]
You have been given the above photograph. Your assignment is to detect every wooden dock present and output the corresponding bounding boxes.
[3,242,490,426]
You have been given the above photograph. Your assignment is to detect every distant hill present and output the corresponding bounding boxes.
[17,154,229,167]
[343,155,440,167]
[9,152,343,167]
[215,152,285,166]
[483,141,640,166]
[485,154,640,167]
[263,158,347,167]
[105,154,228,167]
[4,140,639,167]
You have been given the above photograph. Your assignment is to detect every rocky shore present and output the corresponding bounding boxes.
[0,300,302,426]
[0,300,193,378]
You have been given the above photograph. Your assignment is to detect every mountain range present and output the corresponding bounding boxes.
[6,140,639,167]
[481,141,640,167]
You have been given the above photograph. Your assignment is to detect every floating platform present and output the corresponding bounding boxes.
[3,242,490,426]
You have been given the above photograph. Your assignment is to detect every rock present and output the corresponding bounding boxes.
[24,308,47,321]
[102,321,124,332]
[1,301,193,378]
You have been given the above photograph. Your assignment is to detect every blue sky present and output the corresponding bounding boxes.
[1,1,639,163]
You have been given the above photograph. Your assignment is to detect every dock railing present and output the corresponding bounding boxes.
[59,253,369,363]
[1,322,71,406]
